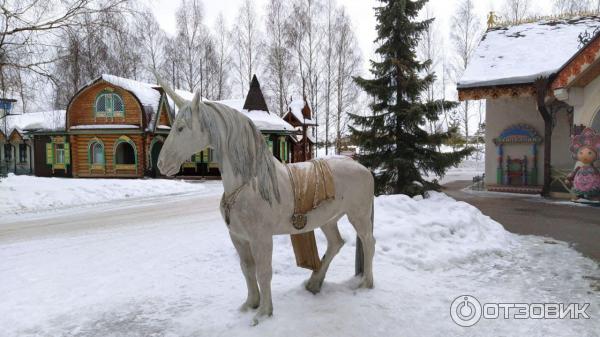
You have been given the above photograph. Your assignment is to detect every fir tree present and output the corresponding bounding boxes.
[350,0,473,196]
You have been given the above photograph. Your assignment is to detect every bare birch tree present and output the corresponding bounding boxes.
[332,7,361,154]
[0,0,129,111]
[322,0,335,153]
[553,0,592,15]
[264,0,293,115]
[173,0,210,94]
[232,0,262,97]
[52,9,142,108]
[451,0,483,144]
[106,11,143,80]
[418,4,443,134]
[135,8,166,80]
[502,0,531,24]
[213,13,231,100]
[288,0,324,146]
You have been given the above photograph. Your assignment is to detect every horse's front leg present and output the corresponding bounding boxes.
[229,231,260,312]
[249,236,273,325]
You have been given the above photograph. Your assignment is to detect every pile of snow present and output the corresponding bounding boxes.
[375,192,509,270]
[0,174,221,216]
[0,189,598,336]
[459,16,600,88]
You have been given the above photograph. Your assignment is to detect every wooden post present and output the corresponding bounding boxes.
[355,236,364,276]
[534,77,553,197]
[497,144,503,185]
[289,119,322,272]
[290,232,321,271]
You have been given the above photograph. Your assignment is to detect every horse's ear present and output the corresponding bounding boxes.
[192,90,202,108]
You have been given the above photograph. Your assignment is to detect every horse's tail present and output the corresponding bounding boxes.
[355,197,374,276]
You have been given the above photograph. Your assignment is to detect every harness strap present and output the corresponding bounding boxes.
[220,183,247,226]
[285,164,307,230]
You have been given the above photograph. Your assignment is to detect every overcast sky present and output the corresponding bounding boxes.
[148,0,555,75]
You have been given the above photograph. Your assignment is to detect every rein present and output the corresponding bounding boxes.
[220,182,247,226]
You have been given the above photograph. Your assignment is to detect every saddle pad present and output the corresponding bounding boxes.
[286,159,335,229]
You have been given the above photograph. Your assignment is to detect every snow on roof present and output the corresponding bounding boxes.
[288,99,317,125]
[458,16,600,88]
[164,88,205,121]
[100,74,161,109]
[216,99,294,132]
[244,110,295,132]
[70,124,139,130]
[5,110,66,133]
[175,89,196,101]
[217,99,244,112]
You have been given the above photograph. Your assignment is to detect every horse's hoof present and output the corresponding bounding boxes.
[251,309,273,326]
[305,278,323,294]
[239,300,259,312]
[358,277,374,289]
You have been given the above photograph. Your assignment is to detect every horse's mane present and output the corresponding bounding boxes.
[198,101,281,205]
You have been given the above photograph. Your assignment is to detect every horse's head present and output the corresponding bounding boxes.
[155,74,211,176]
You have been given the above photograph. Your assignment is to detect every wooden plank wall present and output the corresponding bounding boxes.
[9,130,23,142]
[68,81,143,128]
[71,134,144,178]
[158,103,170,127]
[33,135,71,177]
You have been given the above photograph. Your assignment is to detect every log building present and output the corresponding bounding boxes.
[7,74,302,179]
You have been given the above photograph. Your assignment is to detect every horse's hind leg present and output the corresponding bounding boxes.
[305,221,345,294]
[348,208,375,288]
[229,232,260,312]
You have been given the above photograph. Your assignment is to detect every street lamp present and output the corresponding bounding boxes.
[0,98,18,177]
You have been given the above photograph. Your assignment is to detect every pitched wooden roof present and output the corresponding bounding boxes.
[243,75,269,112]
[283,98,317,126]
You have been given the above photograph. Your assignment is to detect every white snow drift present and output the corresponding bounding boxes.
[0,174,220,216]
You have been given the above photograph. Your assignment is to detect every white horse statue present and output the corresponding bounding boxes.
[156,77,375,325]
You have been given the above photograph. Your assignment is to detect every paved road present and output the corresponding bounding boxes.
[443,180,600,262]
[0,192,221,243]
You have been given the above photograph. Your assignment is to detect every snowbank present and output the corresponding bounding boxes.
[0,189,598,336]
[0,174,220,216]
[375,192,510,270]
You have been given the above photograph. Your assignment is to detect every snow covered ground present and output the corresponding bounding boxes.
[0,179,598,337]
[0,174,222,217]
